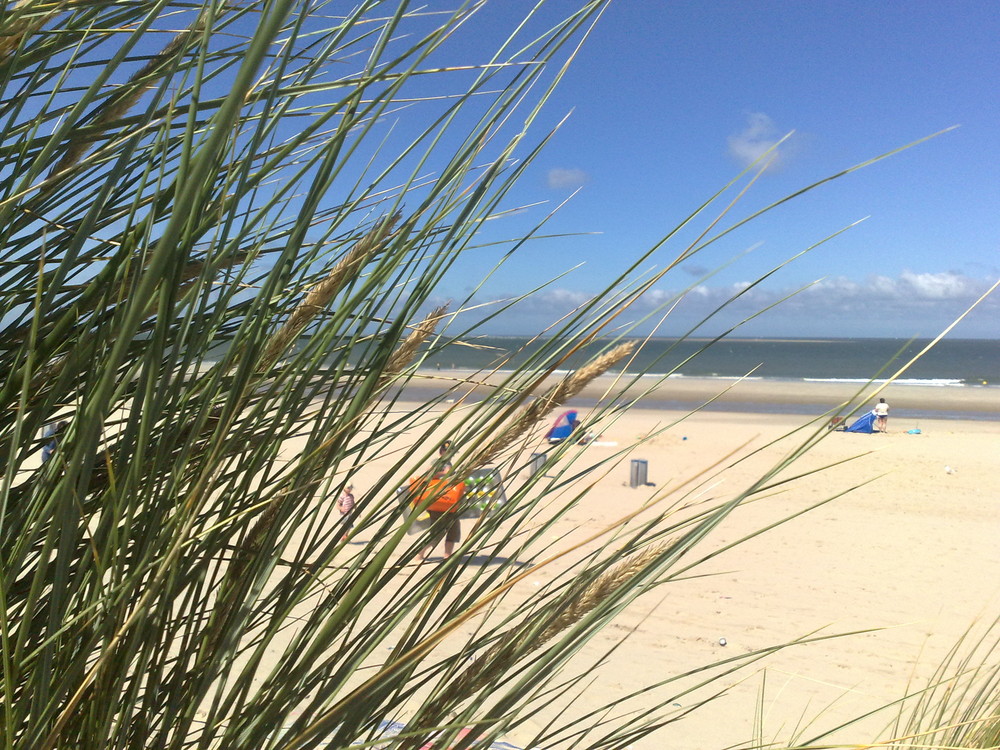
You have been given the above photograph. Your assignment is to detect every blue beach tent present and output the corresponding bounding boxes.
[846,411,878,433]
[546,410,579,443]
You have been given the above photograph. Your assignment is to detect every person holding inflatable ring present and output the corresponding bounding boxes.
[413,441,464,561]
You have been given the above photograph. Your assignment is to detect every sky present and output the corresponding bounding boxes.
[431,0,1000,339]
[12,1,993,342]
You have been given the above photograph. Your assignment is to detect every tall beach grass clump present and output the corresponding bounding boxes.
[3,2,994,749]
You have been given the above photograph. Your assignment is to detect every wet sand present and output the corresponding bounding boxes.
[403,369,1000,420]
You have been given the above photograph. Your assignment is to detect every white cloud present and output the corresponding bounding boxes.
[852,271,978,300]
[544,288,592,306]
[650,271,996,310]
[467,271,997,338]
[727,112,786,170]
[546,167,589,190]
[899,270,975,299]
[868,275,898,296]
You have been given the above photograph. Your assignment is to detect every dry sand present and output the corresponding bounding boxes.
[299,374,1000,748]
[518,405,1000,749]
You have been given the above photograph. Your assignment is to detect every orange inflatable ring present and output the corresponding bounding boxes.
[409,477,466,513]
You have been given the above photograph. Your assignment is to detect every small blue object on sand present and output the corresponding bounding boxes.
[907,428,921,434]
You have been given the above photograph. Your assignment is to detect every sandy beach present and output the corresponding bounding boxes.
[322,370,1000,748]
[514,402,1000,748]
[404,369,1000,421]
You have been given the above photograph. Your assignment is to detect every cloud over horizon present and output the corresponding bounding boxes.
[460,270,998,338]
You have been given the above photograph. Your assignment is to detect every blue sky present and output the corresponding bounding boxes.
[16,1,991,341]
[433,0,1000,339]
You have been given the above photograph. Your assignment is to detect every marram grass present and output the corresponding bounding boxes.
[1,2,992,750]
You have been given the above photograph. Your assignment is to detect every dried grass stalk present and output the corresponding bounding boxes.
[380,305,449,382]
[529,543,661,647]
[220,304,445,604]
[0,0,62,60]
[49,19,204,177]
[473,341,635,466]
[234,305,444,573]
[257,215,399,372]
[408,543,665,743]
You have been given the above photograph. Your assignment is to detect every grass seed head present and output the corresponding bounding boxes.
[258,214,399,371]
[412,543,666,736]
[474,340,635,466]
[382,305,449,379]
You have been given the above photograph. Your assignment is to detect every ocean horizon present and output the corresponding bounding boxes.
[199,334,998,419]
[421,336,1000,388]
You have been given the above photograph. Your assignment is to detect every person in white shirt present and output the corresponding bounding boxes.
[873,398,889,433]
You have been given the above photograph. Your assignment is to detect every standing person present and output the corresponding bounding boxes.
[874,398,889,433]
[415,440,463,561]
[41,420,68,463]
[416,482,464,561]
[435,440,454,473]
[337,483,356,541]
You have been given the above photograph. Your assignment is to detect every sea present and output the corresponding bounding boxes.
[419,336,1000,420]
